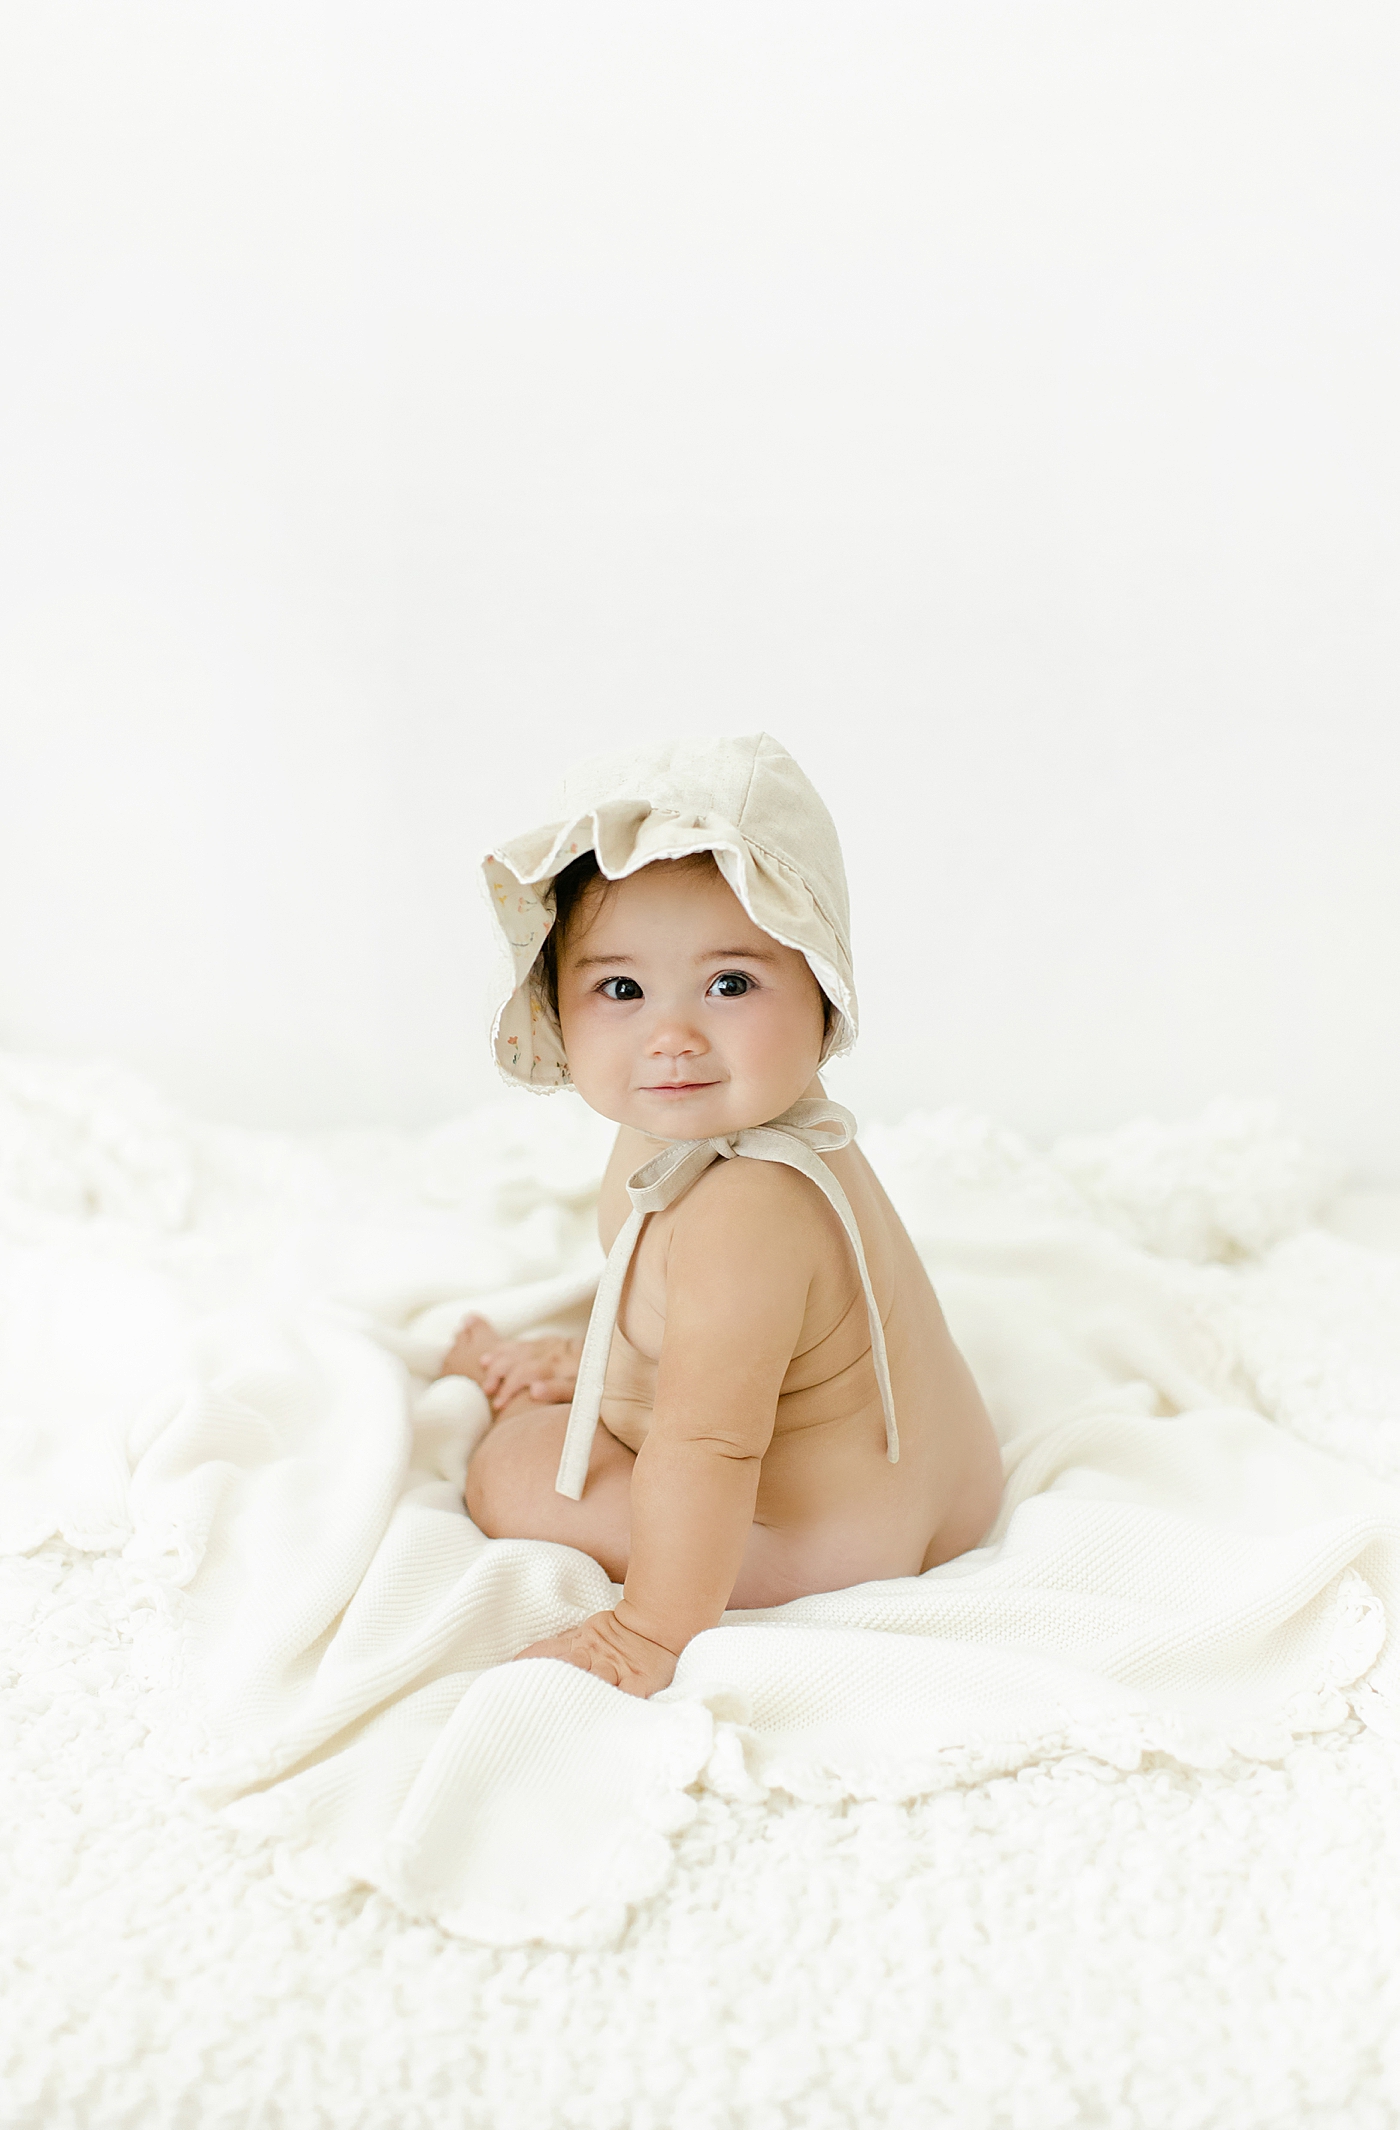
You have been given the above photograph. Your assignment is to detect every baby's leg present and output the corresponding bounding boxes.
[465,1406,635,1585]
[726,1516,925,1610]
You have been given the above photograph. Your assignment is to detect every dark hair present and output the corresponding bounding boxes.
[536,850,607,1024]
[534,847,836,1043]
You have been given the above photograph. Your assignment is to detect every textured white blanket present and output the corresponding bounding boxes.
[14,1069,1394,1948]
[6,1059,1400,2124]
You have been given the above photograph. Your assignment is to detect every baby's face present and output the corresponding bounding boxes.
[555,861,828,1140]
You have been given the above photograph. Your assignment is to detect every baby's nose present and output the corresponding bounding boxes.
[646,1011,707,1055]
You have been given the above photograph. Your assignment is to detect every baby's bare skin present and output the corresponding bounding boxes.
[443,1316,580,1413]
[453,1117,1002,1672]
[451,858,1003,1697]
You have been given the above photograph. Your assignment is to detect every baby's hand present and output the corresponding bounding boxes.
[480,1333,581,1411]
[512,1609,678,1698]
[440,1315,582,1412]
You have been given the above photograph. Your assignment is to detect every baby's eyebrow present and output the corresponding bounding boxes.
[569,944,779,970]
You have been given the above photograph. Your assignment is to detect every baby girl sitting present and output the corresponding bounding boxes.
[442,735,1002,1698]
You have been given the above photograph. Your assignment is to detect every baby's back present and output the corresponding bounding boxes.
[598,1124,1003,1588]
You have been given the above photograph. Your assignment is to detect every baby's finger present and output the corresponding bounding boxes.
[514,1633,583,1668]
[491,1361,546,1407]
[529,1376,571,1403]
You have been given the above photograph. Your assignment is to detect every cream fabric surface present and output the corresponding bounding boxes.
[116,1130,1400,1949]
[484,732,856,1088]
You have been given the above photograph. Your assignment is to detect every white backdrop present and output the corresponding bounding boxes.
[2,1,1397,1175]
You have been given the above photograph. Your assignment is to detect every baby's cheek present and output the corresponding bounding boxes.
[742,999,815,1078]
[561,1041,634,1125]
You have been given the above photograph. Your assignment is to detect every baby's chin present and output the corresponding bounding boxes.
[616,1081,811,1141]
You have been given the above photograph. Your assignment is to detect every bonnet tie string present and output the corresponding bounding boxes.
[554,1097,898,1500]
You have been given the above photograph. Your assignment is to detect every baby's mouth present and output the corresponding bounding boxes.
[639,1080,719,1094]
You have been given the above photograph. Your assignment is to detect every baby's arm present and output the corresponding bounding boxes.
[618,1164,812,1653]
[515,1163,816,1695]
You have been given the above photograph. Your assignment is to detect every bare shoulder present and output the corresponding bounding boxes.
[658,1156,818,1366]
[664,1154,835,1275]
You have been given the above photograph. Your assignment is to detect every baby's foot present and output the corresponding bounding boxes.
[438,1313,502,1388]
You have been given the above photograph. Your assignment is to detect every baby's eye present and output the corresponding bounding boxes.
[707,971,752,998]
[598,976,644,1002]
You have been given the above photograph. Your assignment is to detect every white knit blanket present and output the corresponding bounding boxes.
[6,1060,1400,1954]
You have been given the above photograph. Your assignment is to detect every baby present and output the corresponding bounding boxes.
[442,735,1002,1698]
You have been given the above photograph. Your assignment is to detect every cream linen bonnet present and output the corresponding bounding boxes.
[483,731,856,1090]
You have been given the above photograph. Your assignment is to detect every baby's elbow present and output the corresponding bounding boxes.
[664,1429,767,1467]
